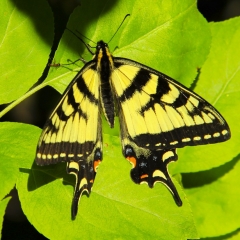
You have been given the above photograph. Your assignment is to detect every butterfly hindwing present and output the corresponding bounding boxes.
[119,108,182,206]
[67,146,102,219]
[124,145,182,206]
[36,61,102,219]
[112,58,230,150]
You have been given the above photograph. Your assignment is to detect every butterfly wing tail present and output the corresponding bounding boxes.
[67,161,89,220]
[67,149,102,220]
[124,145,182,207]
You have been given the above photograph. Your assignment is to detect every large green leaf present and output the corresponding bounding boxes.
[174,17,240,239]
[0,116,195,239]
[0,0,210,118]
[0,122,39,200]
[48,0,210,94]
[185,157,240,238]
[18,133,197,240]
[4,0,237,239]
[0,122,40,236]
[0,0,53,104]
[174,17,240,173]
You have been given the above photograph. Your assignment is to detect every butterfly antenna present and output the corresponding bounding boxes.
[75,30,96,44]
[66,28,95,55]
[108,14,130,44]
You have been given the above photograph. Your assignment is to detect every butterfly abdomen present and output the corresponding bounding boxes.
[97,41,115,127]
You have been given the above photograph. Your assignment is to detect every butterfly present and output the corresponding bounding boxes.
[35,40,230,219]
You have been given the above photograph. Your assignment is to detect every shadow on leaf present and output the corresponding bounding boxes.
[182,153,240,188]
[19,162,75,191]
[200,227,240,240]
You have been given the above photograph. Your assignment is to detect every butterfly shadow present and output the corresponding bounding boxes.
[19,161,75,192]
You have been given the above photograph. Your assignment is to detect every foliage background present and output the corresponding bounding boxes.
[0,0,240,239]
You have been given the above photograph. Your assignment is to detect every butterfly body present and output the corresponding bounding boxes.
[36,40,230,219]
[95,41,115,127]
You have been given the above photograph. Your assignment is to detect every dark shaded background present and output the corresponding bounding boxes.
[1,0,240,239]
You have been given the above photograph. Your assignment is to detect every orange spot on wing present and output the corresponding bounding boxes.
[94,160,101,172]
[126,156,136,167]
[90,179,94,183]
[140,174,148,179]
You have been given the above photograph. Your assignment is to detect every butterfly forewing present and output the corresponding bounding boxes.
[112,58,230,150]
[36,61,102,219]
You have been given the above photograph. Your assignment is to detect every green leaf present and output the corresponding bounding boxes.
[173,17,240,239]
[0,122,39,200]
[0,0,210,116]
[18,134,197,240]
[0,122,40,236]
[198,229,240,240]
[3,0,232,239]
[47,0,210,94]
[0,0,53,104]
[0,197,11,239]
[0,120,195,239]
[173,16,240,173]
[185,157,240,238]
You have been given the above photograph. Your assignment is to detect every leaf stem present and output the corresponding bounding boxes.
[0,67,78,119]
[0,81,49,119]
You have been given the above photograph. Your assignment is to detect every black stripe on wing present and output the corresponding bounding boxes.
[36,64,100,165]
[36,141,96,165]
[117,67,152,102]
[76,74,98,105]
[113,58,230,150]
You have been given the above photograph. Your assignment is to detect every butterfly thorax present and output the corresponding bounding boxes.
[95,41,115,128]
